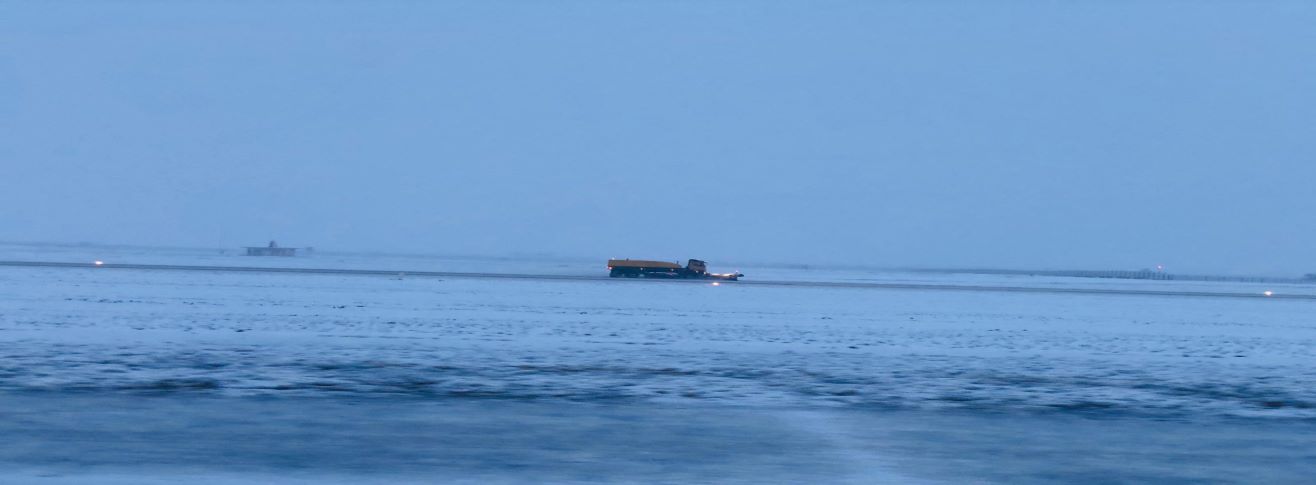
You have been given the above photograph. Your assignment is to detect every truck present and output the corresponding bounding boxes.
[607,258,743,281]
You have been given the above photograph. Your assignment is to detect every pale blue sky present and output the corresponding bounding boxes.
[1,1,1312,274]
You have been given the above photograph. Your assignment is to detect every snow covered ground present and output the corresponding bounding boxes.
[5,241,1313,296]
[2,244,1315,482]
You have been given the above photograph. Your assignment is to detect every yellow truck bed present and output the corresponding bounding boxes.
[607,259,682,269]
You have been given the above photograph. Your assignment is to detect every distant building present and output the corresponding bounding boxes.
[245,240,298,257]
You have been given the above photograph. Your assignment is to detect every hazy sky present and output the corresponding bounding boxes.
[1,1,1312,274]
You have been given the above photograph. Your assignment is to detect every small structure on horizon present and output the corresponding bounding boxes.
[245,240,299,257]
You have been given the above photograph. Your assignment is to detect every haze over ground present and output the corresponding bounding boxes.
[1,1,1312,275]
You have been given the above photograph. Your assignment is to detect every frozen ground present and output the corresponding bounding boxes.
[5,241,1313,297]
[2,244,1315,483]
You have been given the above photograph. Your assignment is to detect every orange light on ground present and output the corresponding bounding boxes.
[93,261,104,266]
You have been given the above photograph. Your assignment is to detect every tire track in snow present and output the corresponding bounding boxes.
[1,260,1311,301]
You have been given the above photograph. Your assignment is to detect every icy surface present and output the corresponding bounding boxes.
[5,241,1314,296]
[2,245,1316,482]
